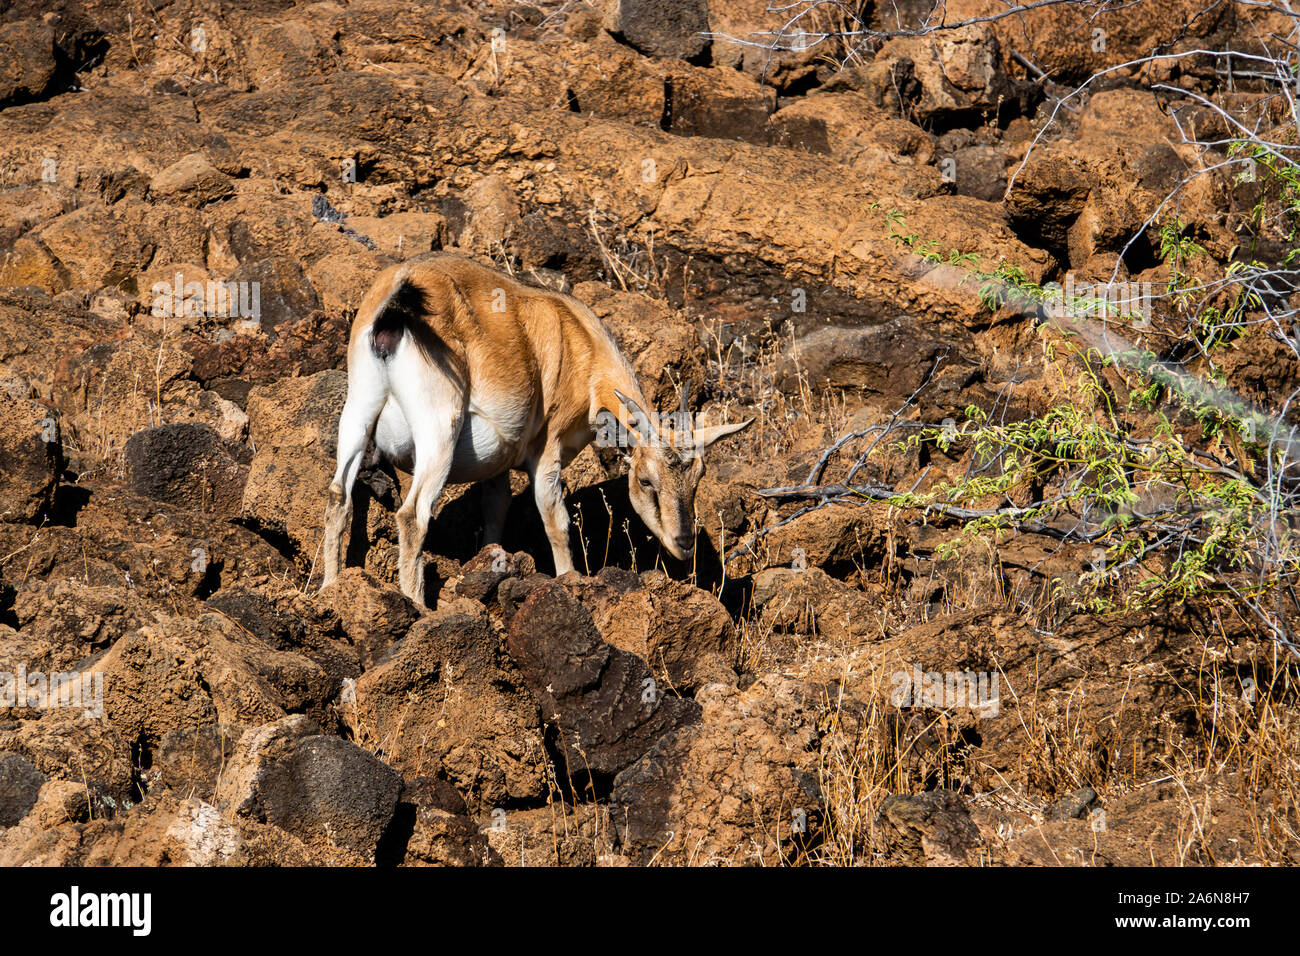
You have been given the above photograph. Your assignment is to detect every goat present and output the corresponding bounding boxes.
[321,253,752,606]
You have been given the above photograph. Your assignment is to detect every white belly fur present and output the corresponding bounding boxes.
[371,397,520,482]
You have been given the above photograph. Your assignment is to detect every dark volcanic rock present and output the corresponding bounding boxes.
[124,422,252,519]
[216,716,402,861]
[603,0,710,60]
[0,753,46,826]
[505,584,701,780]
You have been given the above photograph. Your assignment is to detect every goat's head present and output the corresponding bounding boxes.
[612,389,752,561]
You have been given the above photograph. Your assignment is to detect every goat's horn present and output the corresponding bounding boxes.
[613,389,656,446]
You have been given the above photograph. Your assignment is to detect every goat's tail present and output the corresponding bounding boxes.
[368,271,433,360]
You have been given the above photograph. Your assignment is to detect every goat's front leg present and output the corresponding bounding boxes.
[530,452,574,575]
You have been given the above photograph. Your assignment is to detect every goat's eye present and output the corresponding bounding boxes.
[639,477,654,490]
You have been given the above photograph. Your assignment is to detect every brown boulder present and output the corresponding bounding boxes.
[559,568,738,691]
[318,567,420,668]
[751,566,880,644]
[97,612,336,745]
[0,20,58,107]
[149,153,235,207]
[346,598,549,811]
[397,776,502,867]
[0,374,60,523]
[610,675,824,865]
[875,791,983,865]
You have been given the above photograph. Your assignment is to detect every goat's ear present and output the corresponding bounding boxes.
[692,417,754,450]
[613,389,656,446]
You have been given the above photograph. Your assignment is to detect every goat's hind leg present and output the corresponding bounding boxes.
[391,374,464,608]
[323,369,388,588]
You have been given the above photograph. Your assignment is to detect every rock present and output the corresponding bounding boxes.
[862,25,1010,125]
[245,369,347,454]
[776,318,981,403]
[395,776,501,866]
[875,791,983,865]
[445,545,537,606]
[0,482,294,612]
[226,257,320,334]
[708,0,822,88]
[948,0,1239,84]
[456,175,522,253]
[601,0,710,60]
[51,335,248,460]
[165,797,245,865]
[241,443,336,564]
[484,803,617,866]
[10,579,148,672]
[149,153,235,207]
[0,378,60,524]
[0,790,302,866]
[1051,786,1099,822]
[318,567,419,668]
[948,144,1008,201]
[0,753,46,826]
[97,612,336,745]
[853,603,1227,787]
[149,724,247,801]
[751,566,880,643]
[182,311,349,396]
[664,65,774,141]
[753,504,884,574]
[1005,87,1213,272]
[345,211,448,258]
[27,779,95,830]
[215,715,402,861]
[0,20,58,107]
[346,598,549,811]
[22,202,153,293]
[610,675,824,864]
[560,569,739,691]
[769,92,937,174]
[124,423,252,519]
[204,582,357,693]
[0,712,134,802]
[506,584,701,781]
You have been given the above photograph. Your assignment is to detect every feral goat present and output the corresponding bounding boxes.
[322,254,751,605]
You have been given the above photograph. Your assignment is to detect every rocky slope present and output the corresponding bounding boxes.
[0,0,1295,865]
